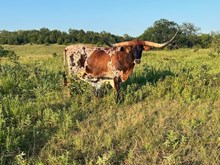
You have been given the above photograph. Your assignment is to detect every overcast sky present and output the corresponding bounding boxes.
[1,0,220,37]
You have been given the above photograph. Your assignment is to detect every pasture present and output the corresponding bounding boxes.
[0,44,219,164]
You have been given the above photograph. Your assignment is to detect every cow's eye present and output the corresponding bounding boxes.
[119,47,124,52]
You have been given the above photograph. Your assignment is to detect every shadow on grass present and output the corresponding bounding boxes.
[122,65,175,89]
[63,65,175,105]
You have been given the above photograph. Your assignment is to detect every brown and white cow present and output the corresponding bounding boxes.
[63,32,178,102]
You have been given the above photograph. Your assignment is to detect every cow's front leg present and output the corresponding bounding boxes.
[114,76,121,103]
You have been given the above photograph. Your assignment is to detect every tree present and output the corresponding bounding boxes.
[0,30,9,44]
[181,22,200,36]
[57,37,64,45]
[77,30,86,43]
[178,22,201,48]
[197,34,212,48]
[139,19,179,42]
[138,19,210,48]
[27,30,39,44]
[49,30,62,44]
[39,28,50,44]
[61,32,70,44]
[69,29,79,43]
[123,34,134,41]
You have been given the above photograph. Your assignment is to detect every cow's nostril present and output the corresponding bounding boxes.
[134,59,141,64]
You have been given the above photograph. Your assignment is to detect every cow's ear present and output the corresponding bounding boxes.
[125,47,131,53]
[143,46,151,51]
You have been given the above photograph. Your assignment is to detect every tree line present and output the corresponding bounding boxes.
[0,19,219,49]
[0,29,125,46]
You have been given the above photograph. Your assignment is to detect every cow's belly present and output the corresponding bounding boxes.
[80,76,114,90]
[69,62,116,90]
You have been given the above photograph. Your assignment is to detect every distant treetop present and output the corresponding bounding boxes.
[0,19,215,48]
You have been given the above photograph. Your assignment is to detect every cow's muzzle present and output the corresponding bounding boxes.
[134,59,141,64]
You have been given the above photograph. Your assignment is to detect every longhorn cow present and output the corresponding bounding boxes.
[63,32,178,103]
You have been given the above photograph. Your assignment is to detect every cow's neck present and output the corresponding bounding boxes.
[111,51,135,82]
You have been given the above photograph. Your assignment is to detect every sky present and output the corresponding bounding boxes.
[1,0,220,37]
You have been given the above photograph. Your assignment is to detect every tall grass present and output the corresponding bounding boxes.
[0,45,219,164]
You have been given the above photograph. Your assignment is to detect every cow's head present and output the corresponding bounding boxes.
[105,31,178,64]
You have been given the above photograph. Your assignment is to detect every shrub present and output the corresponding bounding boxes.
[0,46,9,57]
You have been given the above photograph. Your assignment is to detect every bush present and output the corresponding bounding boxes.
[0,46,9,57]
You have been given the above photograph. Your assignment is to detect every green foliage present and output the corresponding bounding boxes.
[0,45,9,57]
[211,32,220,55]
[0,29,124,45]
[139,18,212,48]
[0,45,220,164]
[139,19,179,42]
[196,33,212,48]
[0,18,216,49]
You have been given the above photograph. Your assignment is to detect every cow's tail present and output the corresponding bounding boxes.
[63,49,68,86]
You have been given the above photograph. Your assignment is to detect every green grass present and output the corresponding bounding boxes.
[0,45,220,164]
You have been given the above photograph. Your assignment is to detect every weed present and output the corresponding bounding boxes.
[0,46,219,164]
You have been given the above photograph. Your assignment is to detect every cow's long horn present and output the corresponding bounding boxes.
[112,41,134,47]
[143,31,178,48]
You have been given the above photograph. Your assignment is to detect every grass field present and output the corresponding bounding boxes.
[0,44,220,164]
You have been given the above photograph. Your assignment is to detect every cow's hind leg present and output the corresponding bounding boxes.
[114,77,121,103]
[62,72,72,98]
[92,81,102,97]
[63,71,68,86]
